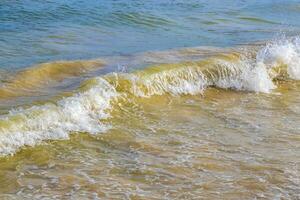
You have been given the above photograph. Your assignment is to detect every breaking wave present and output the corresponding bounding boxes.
[0,36,299,156]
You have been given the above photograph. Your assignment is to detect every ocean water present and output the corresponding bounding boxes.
[0,1,300,199]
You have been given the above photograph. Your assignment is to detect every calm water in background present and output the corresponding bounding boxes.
[1,0,300,70]
[0,1,300,199]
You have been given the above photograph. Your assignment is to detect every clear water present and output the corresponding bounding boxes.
[0,1,300,199]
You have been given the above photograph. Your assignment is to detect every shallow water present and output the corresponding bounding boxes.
[1,1,300,199]
[0,82,299,199]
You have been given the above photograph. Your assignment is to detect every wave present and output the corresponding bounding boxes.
[0,36,299,156]
[107,12,176,29]
[106,53,274,95]
[0,78,117,155]
[0,59,104,99]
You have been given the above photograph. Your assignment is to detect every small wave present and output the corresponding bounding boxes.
[0,78,117,155]
[0,59,104,99]
[108,12,176,29]
[238,16,279,25]
[0,36,299,156]
[104,52,274,95]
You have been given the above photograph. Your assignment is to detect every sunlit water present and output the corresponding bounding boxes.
[0,1,300,199]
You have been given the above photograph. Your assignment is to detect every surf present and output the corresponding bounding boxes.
[0,36,299,156]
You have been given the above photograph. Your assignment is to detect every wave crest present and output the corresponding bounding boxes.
[0,78,117,155]
[0,36,300,156]
[257,36,300,80]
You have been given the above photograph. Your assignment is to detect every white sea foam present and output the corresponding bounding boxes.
[257,36,300,80]
[212,59,275,93]
[0,78,118,155]
[216,36,300,93]
[113,57,276,97]
[128,67,208,97]
[1,37,300,156]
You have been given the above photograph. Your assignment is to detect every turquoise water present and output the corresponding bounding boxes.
[1,0,300,70]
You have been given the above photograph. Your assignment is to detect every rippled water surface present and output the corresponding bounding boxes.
[1,0,300,69]
[0,1,300,199]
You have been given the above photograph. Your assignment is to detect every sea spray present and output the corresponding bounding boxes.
[257,36,300,80]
